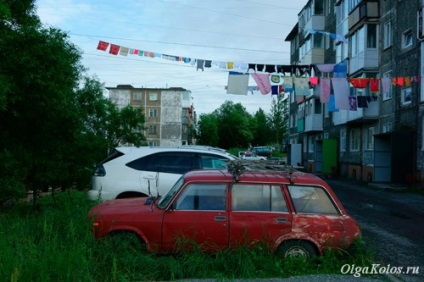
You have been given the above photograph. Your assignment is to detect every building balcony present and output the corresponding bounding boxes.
[348,0,379,31]
[349,50,379,74]
[304,15,325,34]
[305,113,323,132]
[333,99,379,126]
[299,47,325,65]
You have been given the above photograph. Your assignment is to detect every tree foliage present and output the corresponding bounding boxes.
[196,96,288,150]
[0,1,146,202]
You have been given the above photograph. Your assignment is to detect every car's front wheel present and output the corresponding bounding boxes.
[277,240,317,259]
[109,231,147,253]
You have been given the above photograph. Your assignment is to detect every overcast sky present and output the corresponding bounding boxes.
[35,0,308,116]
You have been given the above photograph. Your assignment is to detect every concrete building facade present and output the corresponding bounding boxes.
[107,85,195,147]
[285,0,424,185]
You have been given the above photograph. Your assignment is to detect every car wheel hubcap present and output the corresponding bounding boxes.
[286,247,308,258]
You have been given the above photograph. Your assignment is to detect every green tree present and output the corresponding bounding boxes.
[252,108,272,146]
[213,101,253,149]
[196,113,219,147]
[0,1,146,203]
[267,94,288,150]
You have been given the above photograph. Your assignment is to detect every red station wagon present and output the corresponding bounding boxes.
[88,161,361,258]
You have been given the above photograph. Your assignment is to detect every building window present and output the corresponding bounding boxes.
[148,141,158,147]
[326,0,332,15]
[149,93,158,101]
[149,125,157,135]
[401,87,412,105]
[149,108,158,118]
[133,93,142,101]
[402,29,413,48]
[308,136,314,153]
[383,122,392,133]
[366,127,374,150]
[313,33,323,48]
[367,24,377,48]
[350,128,360,151]
[384,21,392,49]
[340,129,346,152]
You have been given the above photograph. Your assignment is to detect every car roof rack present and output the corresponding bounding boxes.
[227,160,303,184]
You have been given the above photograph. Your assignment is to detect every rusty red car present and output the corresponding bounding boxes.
[88,161,361,258]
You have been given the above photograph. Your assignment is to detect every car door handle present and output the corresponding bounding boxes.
[214,216,226,222]
[276,217,288,223]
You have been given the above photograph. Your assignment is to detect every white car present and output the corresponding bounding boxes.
[240,151,267,160]
[88,146,236,201]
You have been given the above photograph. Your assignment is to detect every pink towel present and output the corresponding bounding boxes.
[251,73,271,95]
[320,78,331,103]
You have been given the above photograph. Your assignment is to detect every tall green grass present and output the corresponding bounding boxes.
[0,191,373,281]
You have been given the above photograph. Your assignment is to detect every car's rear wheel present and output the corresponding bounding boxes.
[277,240,317,259]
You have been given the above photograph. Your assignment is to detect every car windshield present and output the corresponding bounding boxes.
[158,176,185,209]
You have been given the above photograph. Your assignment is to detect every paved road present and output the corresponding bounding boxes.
[327,179,424,281]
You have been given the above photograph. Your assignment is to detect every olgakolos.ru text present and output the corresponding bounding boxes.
[341,264,420,277]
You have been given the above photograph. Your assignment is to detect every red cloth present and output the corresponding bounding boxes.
[109,44,120,55]
[396,77,404,86]
[369,78,380,93]
[97,41,109,51]
[349,78,369,88]
[309,77,319,86]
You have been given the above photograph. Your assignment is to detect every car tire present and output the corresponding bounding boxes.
[277,240,317,259]
[109,232,147,253]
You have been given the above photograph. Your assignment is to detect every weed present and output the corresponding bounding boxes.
[0,191,374,281]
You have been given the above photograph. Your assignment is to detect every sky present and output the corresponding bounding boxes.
[35,0,308,116]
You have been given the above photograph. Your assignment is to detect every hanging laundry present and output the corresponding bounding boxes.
[97,40,109,51]
[251,73,271,95]
[119,47,129,56]
[283,76,293,93]
[309,77,319,86]
[404,77,411,86]
[349,96,357,111]
[328,94,339,112]
[319,78,331,103]
[265,65,276,73]
[331,78,350,110]
[369,78,380,93]
[137,50,144,56]
[381,78,391,95]
[357,96,368,108]
[349,78,369,88]
[271,85,285,95]
[270,73,282,85]
[334,60,347,78]
[227,72,249,95]
[396,77,404,86]
[227,62,234,69]
[197,59,205,71]
[109,44,120,55]
[129,48,139,55]
[294,77,310,96]
[316,64,335,73]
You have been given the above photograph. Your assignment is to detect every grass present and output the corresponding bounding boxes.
[0,191,374,281]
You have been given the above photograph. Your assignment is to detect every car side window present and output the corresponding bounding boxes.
[158,152,195,174]
[287,185,339,215]
[175,183,227,211]
[232,184,288,212]
[126,154,158,171]
[197,153,229,169]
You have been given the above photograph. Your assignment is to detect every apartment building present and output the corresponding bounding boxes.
[107,85,195,146]
[285,0,424,185]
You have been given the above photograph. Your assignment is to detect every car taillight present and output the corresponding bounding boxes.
[94,164,106,176]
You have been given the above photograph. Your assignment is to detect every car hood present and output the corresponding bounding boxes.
[88,197,161,218]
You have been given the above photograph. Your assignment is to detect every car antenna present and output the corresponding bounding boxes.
[289,166,294,184]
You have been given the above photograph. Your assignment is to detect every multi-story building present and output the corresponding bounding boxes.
[107,85,195,147]
[285,0,424,185]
